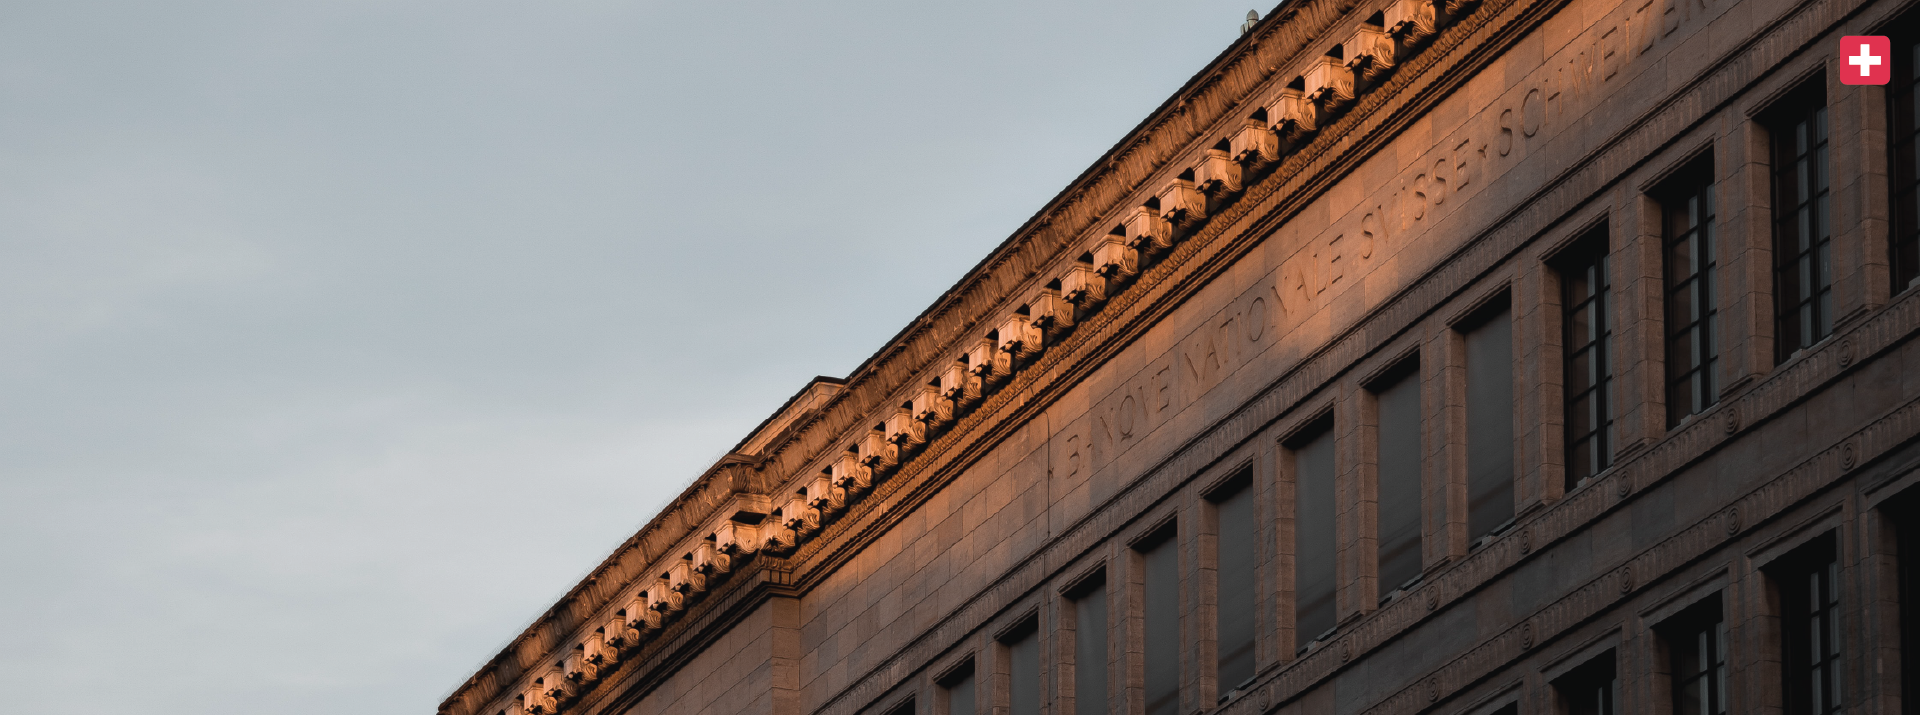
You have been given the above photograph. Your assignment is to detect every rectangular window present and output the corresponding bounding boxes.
[1002,618,1040,715]
[1658,160,1720,426]
[1770,533,1842,715]
[1556,232,1616,485]
[1462,297,1515,540]
[1372,359,1424,594]
[1896,492,1920,715]
[1290,415,1338,646]
[1890,14,1920,291]
[1070,575,1108,715]
[1657,596,1727,715]
[941,661,976,715]
[1139,524,1181,715]
[1553,650,1619,715]
[1209,470,1257,692]
[885,699,916,715]
[1768,83,1834,362]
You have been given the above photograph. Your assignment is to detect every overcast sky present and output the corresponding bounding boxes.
[0,2,1263,712]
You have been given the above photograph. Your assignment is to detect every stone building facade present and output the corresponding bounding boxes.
[439,0,1920,711]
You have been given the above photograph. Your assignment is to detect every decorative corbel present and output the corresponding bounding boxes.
[1231,118,1281,167]
[997,311,1041,361]
[522,679,558,715]
[1157,177,1206,227]
[912,383,953,428]
[1273,85,1320,145]
[1345,23,1396,84]
[1061,263,1107,307]
[942,358,983,408]
[1385,0,1437,46]
[1093,234,1138,279]
[648,577,684,614]
[584,633,619,667]
[807,475,846,513]
[967,336,1009,386]
[759,518,799,554]
[692,540,731,577]
[714,519,761,556]
[832,450,872,493]
[625,594,661,631]
[1026,284,1075,336]
[1305,55,1355,111]
[1124,206,1173,255]
[859,426,897,470]
[781,494,820,537]
[668,559,706,597]
[1194,148,1243,196]
[604,611,642,650]
[563,646,599,685]
[885,404,923,448]
[541,668,574,704]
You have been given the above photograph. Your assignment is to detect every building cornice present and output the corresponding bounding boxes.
[441,0,1491,711]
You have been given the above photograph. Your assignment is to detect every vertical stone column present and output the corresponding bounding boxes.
[1825,62,1894,320]
[1618,190,1669,451]
[1721,117,1778,387]
[768,596,802,715]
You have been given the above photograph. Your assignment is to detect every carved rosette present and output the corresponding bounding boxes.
[1344,24,1397,83]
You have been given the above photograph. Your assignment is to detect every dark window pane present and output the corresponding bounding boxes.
[1559,231,1615,487]
[1212,473,1257,690]
[1659,596,1727,715]
[943,664,976,715]
[1554,651,1619,715]
[1893,15,1920,291]
[1770,85,1833,362]
[1141,528,1181,715]
[1659,162,1719,426]
[1897,491,1920,715]
[1293,420,1337,644]
[1772,533,1842,715]
[1464,302,1515,539]
[1005,622,1040,715]
[1375,363,1424,592]
[1073,579,1108,715]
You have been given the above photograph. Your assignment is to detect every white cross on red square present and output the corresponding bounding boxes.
[1842,35,1891,85]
